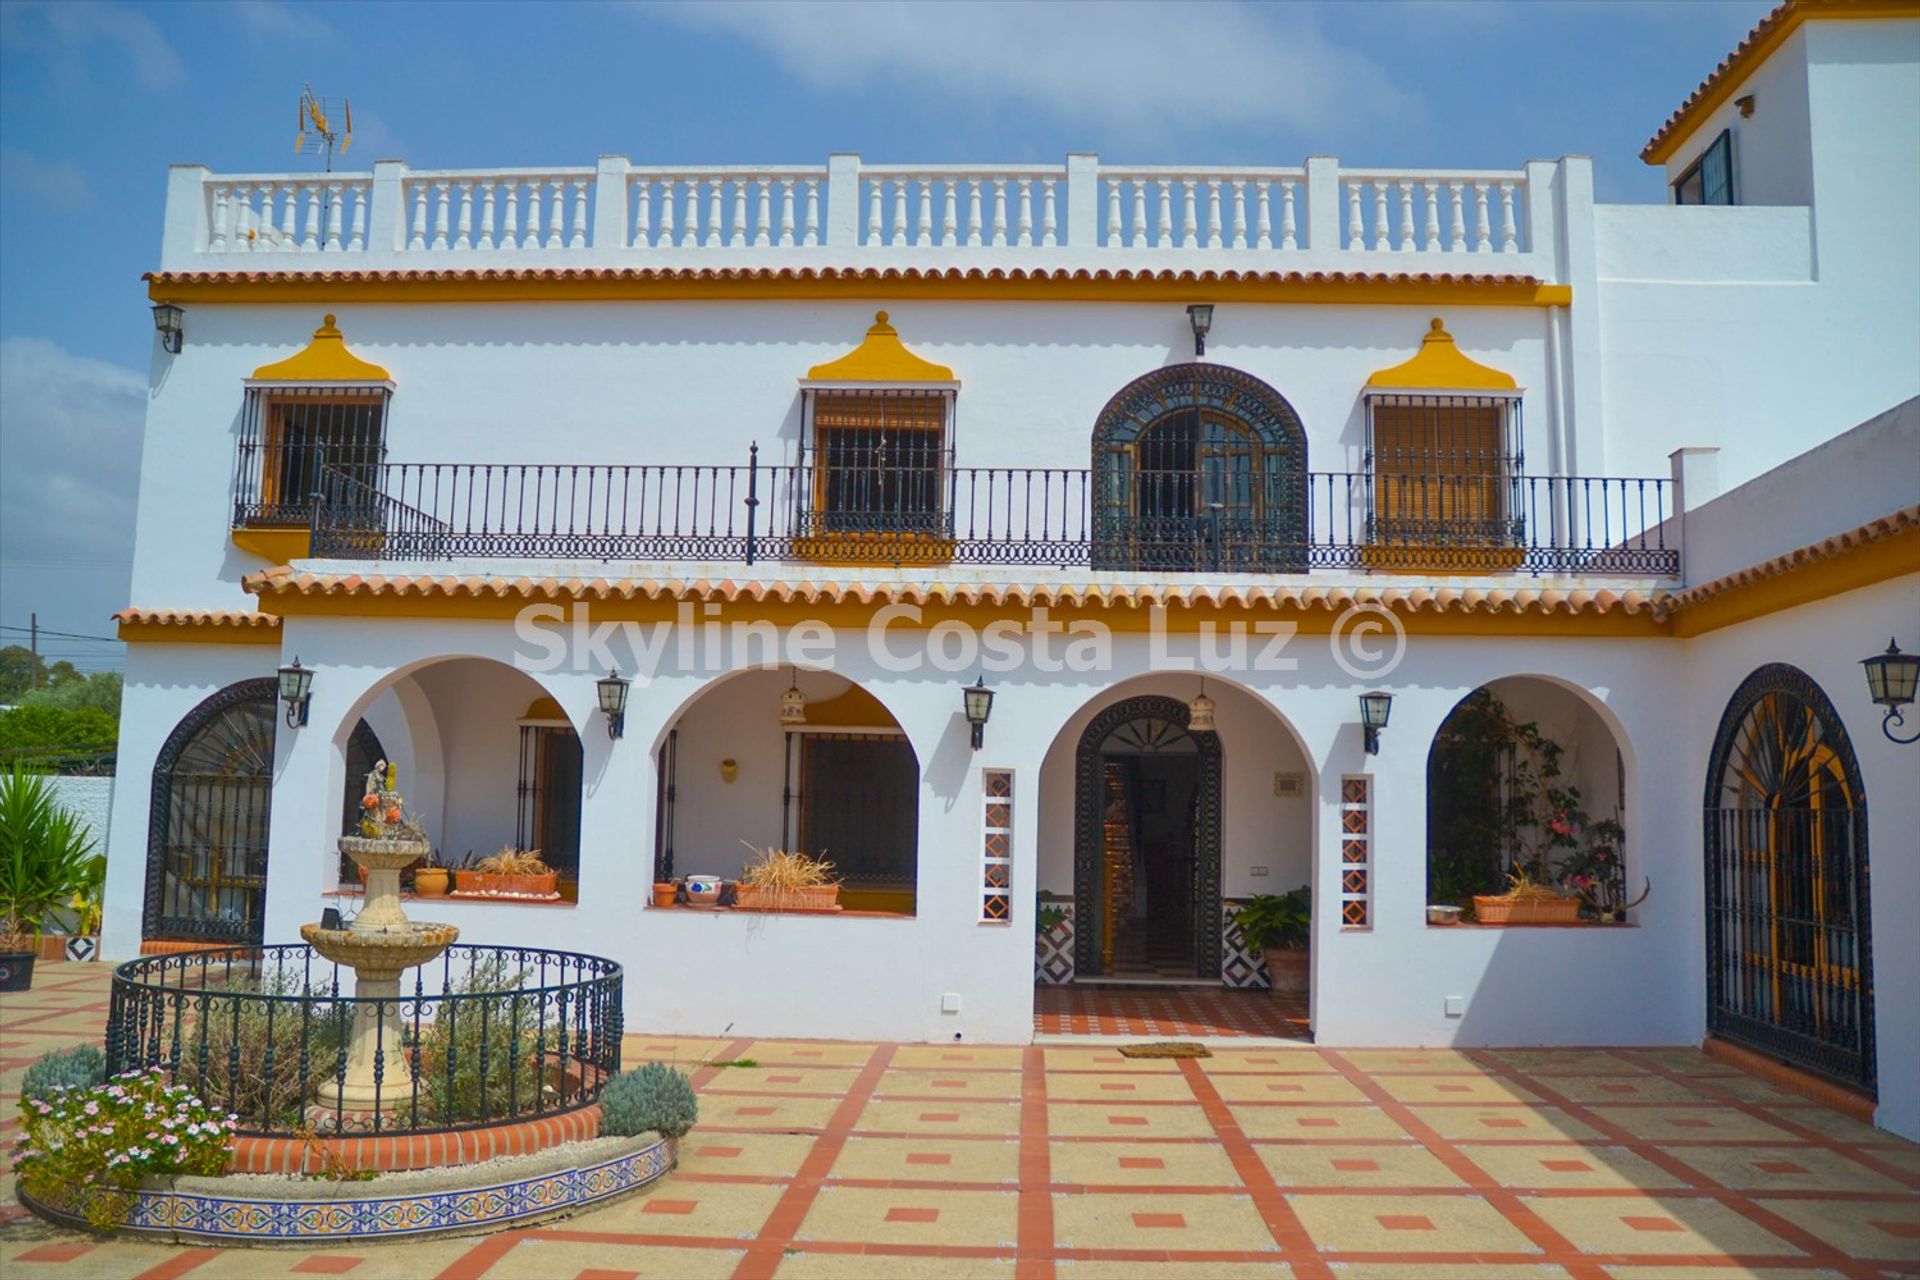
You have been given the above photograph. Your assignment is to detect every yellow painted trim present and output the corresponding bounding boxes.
[805,311,955,382]
[1358,544,1528,574]
[151,274,1574,310]
[1365,318,1519,392]
[839,888,915,914]
[1669,524,1920,637]
[522,696,566,721]
[117,620,282,646]
[1643,1,1920,164]
[231,526,311,562]
[801,686,901,728]
[792,534,958,567]
[249,313,392,382]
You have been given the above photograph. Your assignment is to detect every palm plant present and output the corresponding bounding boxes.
[0,766,105,950]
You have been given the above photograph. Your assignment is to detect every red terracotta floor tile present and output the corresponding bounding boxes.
[1034,986,1309,1038]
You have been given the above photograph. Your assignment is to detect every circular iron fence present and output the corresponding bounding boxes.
[105,944,623,1137]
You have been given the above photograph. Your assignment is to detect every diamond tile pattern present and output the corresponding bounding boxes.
[5,965,1917,1279]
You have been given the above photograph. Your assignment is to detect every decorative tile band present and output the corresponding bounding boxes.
[1221,899,1269,989]
[1340,774,1372,928]
[982,769,1013,924]
[25,1135,674,1245]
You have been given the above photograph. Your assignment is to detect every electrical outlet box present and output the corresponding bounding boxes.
[941,992,962,1014]
[1273,771,1303,797]
[1250,865,1269,877]
[1444,995,1465,1018]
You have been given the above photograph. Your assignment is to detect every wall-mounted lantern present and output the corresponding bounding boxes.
[962,676,995,750]
[1359,690,1393,755]
[1186,304,1214,357]
[277,657,314,728]
[152,302,185,354]
[1861,638,1919,744]
[597,668,631,740]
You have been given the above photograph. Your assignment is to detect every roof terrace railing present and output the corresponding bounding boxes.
[300,450,1678,577]
[163,154,1567,277]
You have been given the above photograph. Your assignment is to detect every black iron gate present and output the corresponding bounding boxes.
[1703,664,1875,1095]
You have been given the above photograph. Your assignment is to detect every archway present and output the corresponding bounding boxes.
[1073,694,1222,979]
[1704,664,1874,1095]
[1091,363,1308,571]
[143,680,383,944]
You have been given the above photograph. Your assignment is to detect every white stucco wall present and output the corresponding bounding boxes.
[47,776,115,857]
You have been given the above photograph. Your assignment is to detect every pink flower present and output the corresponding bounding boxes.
[1549,814,1574,837]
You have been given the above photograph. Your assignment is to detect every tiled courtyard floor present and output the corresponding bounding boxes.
[5,964,1919,1279]
[1033,986,1309,1039]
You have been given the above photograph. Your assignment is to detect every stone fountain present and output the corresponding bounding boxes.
[299,762,457,1126]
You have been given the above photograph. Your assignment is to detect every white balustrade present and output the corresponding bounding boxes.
[206,177,370,253]
[1095,168,1302,251]
[627,169,825,250]
[1338,171,1529,254]
[181,157,1544,268]
[858,168,1063,248]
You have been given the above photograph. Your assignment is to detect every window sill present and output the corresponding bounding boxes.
[647,904,915,921]
[327,887,577,909]
[1427,920,1638,930]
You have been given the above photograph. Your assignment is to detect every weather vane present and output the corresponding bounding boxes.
[295,84,352,172]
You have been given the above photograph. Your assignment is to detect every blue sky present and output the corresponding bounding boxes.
[0,0,1774,662]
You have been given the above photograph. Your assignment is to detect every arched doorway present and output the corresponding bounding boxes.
[1704,664,1875,1095]
[1074,695,1221,979]
[144,680,386,945]
[1091,363,1308,572]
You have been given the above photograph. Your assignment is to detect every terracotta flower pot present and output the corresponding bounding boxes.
[413,868,451,897]
[732,884,841,913]
[652,883,678,908]
[453,870,560,899]
[1260,945,1308,998]
[1471,895,1583,925]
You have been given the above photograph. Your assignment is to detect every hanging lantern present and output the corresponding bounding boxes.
[1187,684,1217,734]
[779,676,807,726]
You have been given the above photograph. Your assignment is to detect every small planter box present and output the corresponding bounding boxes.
[731,884,841,913]
[1472,895,1583,925]
[452,871,561,901]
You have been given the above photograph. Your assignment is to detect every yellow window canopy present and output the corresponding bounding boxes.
[803,311,957,386]
[1365,318,1518,396]
[249,314,392,384]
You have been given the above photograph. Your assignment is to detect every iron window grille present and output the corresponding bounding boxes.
[782,729,919,891]
[1673,129,1736,206]
[1365,393,1524,551]
[234,382,390,527]
[516,723,584,881]
[797,388,955,539]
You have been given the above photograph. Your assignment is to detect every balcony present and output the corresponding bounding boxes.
[160,154,1575,282]
[281,451,1679,579]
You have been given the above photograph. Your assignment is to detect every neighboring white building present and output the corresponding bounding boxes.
[105,0,1920,1138]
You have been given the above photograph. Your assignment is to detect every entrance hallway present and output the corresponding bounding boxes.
[1036,985,1310,1039]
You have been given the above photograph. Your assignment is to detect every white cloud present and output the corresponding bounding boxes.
[232,0,338,46]
[0,148,93,209]
[645,0,1416,141]
[1,0,185,90]
[0,338,144,581]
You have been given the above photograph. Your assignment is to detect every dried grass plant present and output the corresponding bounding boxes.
[474,846,549,876]
[738,843,839,907]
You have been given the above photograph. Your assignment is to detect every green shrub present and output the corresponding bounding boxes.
[1235,887,1310,951]
[183,972,343,1129]
[413,958,547,1124]
[0,706,117,755]
[21,1044,107,1101]
[600,1061,699,1139]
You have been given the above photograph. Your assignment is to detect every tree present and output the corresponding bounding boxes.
[17,673,122,718]
[0,706,118,755]
[0,646,38,702]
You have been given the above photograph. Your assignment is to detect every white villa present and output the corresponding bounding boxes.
[104,0,1919,1140]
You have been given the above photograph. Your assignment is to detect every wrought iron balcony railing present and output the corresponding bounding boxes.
[299,448,1679,577]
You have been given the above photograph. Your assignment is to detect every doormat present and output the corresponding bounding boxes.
[1118,1042,1212,1059]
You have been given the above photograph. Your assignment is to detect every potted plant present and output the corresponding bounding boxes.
[0,767,106,991]
[732,845,841,912]
[1234,887,1310,999]
[413,847,451,898]
[652,879,679,909]
[452,846,561,900]
[1473,868,1582,925]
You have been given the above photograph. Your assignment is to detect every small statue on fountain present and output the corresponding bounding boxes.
[358,759,427,842]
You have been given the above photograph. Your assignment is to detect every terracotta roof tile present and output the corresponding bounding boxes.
[1656,504,1919,615]
[114,608,280,630]
[1642,1,1917,163]
[144,265,1542,288]
[242,565,1660,617]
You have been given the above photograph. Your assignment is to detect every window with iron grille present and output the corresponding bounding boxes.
[1673,129,1736,206]
[784,731,918,892]
[235,384,390,526]
[801,390,953,537]
[516,724,583,881]
[1366,394,1521,547]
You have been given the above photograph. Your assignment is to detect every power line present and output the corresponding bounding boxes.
[0,624,124,644]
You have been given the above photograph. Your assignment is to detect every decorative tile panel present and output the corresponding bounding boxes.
[1340,774,1371,929]
[1035,900,1075,985]
[981,770,1013,924]
[1221,898,1268,989]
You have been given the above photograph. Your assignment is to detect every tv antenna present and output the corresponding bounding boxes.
[296,85,352,171]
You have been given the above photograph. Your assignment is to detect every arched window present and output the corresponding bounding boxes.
[1704,665,1874,1094]
[1092,364,1307,572]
